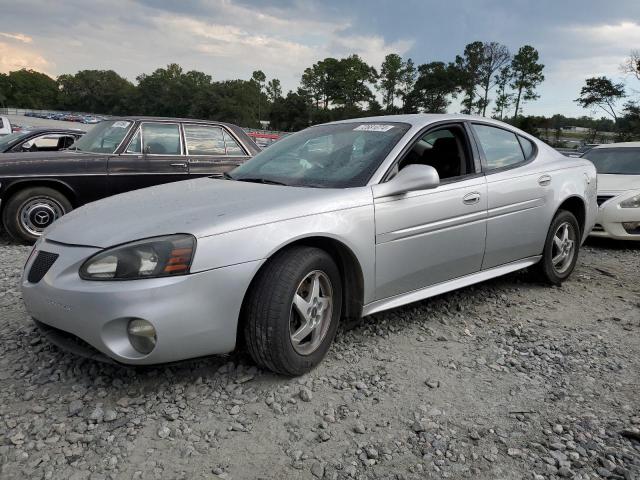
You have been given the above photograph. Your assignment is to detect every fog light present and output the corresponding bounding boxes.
[127,319,156,354]
[622,222,640,234]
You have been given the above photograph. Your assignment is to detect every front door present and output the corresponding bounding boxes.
[182,123,251,178]
[108,122,189,195]
[373,124,488,300]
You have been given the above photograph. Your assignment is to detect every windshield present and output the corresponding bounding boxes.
[583,147,640,175]
[230,122,410,188]
[0,131,31,151]
[72,120,132,153]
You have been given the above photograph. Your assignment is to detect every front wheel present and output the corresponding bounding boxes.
[533,210,580,285]
[243,246,342,376]
[1,187,72,244]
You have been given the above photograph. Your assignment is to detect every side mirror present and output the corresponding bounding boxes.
[372,164,440,198]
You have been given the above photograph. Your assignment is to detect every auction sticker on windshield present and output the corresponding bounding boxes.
[112,121,131,128]
[353,124,395,132]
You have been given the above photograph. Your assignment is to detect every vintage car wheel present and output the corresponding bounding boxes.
[243,246,342,376]
[534,210,580,285]
[2,187,72,244]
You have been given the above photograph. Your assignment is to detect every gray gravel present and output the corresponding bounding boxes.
[0,233,639,479]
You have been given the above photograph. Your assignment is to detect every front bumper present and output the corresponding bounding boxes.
[591,192,640,241]
[21,239,262,364]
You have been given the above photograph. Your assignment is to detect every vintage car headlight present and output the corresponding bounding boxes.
[619,193,640,208]
[79,234,195,280]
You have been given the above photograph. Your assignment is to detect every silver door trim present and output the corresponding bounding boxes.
[487,197,545,219]
[376,210,487,244]
[363,255,541,316]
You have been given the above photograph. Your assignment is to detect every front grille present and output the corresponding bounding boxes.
[28,251,59,283]
[597,195,614,206]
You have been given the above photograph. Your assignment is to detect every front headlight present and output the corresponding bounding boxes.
[620,193,640,208]
[79,234,196,280]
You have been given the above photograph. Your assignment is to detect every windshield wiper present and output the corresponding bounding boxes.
[222,172,234,180]
[234,177,289,186]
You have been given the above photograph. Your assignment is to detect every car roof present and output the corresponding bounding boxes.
[110,116,242,130]
[592,142,640,149]
[324,113,515,129]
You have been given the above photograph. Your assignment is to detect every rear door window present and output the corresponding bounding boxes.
[183,124,246,156]
[472,124,525,170]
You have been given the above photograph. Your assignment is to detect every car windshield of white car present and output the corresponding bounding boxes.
[583,148,640,175]
[229,122,411,188]
[71,120,132,154]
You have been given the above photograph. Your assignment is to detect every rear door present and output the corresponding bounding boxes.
[470,123,552,268]
[108,121,189,195]
[182,123,251,178]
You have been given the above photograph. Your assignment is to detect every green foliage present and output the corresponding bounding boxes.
[454,41,485,114]
[3,69,58,109]
[409,62,460,113]
[575,76,625,121]
[57,70,135,115]
[510,45,545,117]
[377,53,404,112]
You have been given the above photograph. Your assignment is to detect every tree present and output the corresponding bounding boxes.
[398,58,417,113]
[251,70,266,122]
[266,78,282,102]
[477,42,511,116]
[0,73,8,107]
[410,62,460,113]
[136,63,211,117]
[621,50,640,81]
[377,53,403,112]
[269,91,310,131]
[510,45,545,118]
[492,66,513,120]
[57,70,135,114]
[575,76,625,122]
[455,41,485,114]
[332,55,378,110]
[4,69,58,109]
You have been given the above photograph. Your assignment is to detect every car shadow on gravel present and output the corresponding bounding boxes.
[584,236,640,250]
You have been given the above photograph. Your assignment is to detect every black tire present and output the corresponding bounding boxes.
[243,246,342,376]
[1,187,72,244]
[532,210,580,285]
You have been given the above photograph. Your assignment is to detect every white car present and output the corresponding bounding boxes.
[0,116,12,136]
[582,143,640,240]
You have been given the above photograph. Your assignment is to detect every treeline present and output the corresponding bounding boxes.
[0,41,547,130]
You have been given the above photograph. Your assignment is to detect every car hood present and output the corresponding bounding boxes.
[45,178,372,248]
[597,174,640,193]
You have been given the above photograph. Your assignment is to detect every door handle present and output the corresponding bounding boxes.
[538,174,552,186]
[463,192,481,205]
[170,162,188,168]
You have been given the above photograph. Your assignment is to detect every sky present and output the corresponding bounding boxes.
[1,0,639,117]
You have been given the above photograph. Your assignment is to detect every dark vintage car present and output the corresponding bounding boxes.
[0,128,85,153]
[0,117,259,242]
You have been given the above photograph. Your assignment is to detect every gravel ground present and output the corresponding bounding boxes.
[0,234,639,480]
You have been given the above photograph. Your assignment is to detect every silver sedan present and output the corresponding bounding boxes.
[21,115,598,375]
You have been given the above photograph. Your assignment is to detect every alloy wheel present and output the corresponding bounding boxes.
[289,270,333,355]
[551,221,576,274]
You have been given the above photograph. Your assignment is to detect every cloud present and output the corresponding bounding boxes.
[0,41,50,73]
[0,32,32,43]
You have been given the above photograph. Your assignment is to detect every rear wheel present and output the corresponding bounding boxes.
[243,246,342,376]
[533,210,580,285]
[1,187,72,244]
